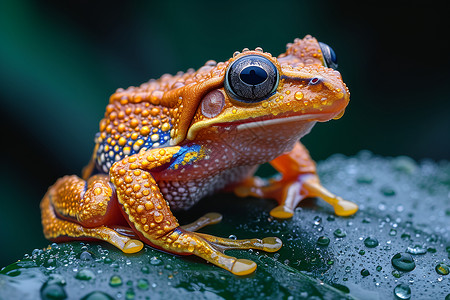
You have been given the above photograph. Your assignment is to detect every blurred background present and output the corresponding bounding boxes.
[0,0,449,268]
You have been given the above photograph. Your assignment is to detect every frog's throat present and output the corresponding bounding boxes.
[184,112,337,141]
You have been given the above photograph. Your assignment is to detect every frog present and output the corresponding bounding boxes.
[41,35,358,276]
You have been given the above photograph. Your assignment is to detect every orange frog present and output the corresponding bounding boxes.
[41,35,357,275]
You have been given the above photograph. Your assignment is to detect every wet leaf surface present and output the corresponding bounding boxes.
[1,152,449,299]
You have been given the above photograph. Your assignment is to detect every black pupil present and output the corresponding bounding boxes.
[239,66,268,85]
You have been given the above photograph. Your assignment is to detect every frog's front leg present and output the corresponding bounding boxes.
[110,146,281,275]
[234,142,358,218]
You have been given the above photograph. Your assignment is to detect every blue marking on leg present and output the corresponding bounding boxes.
[168,144,203,170]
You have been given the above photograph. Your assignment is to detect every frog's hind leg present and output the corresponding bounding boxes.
[40,174,144,253]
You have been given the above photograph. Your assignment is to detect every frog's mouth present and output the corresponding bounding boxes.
[231,111,339,132]
[186,110,342,141]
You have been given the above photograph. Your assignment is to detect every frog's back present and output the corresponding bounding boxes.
[94,62,223,174]
[95,80,174,173]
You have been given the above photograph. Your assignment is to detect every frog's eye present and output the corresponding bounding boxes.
[225,55,279,103]
[319,42,338,69]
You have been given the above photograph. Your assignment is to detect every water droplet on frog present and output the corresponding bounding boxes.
[389,229,397,236]
[326,215,335,222]
[333,228,347,238]
[364,237,379,248]
[376,265,382,271]
[436,263,450,275]
[406,244,427,255]
[81,291,114,300]
[358,250,365,255]
[391,253,415,272]
[345,266,351,273]
[228,234,237,240]
[394,283,411,299]
[316,236,330,246]
[361,268,370,277]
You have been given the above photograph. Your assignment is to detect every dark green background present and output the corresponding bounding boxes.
[0,0,449,268]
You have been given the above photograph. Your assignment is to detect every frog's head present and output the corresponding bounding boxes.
[168,35,349,145]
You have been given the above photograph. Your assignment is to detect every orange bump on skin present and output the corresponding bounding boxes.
[118,137,127,146]
[137,205,145,213]
[140,126,150,136]
[151,107,160,116]
[145,201,153,210]
[294,91,304,100]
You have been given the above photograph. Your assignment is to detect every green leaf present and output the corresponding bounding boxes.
[1,152,449,299]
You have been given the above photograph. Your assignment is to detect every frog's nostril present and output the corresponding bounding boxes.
[309,77,321,85]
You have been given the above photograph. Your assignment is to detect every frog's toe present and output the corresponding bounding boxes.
[122,239,144,254]
[196,232,282,252]
[270,205,295,219]
[302,177,359,217]
[333,198,359,217]
[231,259,257,276]
[261,237,283,252]
[181,212,223,232]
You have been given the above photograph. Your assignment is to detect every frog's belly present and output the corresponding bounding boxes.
[157,165,257,210]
